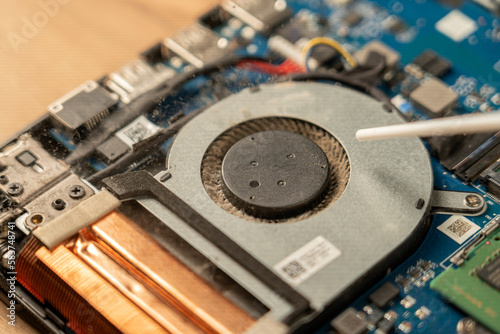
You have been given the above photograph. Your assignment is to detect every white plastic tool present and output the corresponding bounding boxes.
[356,112,500,141]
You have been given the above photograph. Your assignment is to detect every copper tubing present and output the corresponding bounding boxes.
[17,211,257,334]
[35,243,169,334]
[74,236,206,334]
[88,211,256,334]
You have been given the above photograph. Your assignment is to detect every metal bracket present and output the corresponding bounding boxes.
[101,170,310,323]
[431,190,486,216]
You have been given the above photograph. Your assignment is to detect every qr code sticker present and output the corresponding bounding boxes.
[446,218,472,238]
[124,122,148,143]
[116,115,160,147]
[282,261,307,279]
[437,215,480,244]
[274,236,341,286]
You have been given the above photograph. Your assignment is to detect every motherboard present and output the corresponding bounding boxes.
[1,0,500,333]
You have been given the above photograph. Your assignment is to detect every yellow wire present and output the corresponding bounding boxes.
[301,37,357,70]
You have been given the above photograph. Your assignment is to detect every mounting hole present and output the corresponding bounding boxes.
[249,181,260,188]
[250,161,258,167]
[278,180,286,186]
[494,236,500,241]
[52,199,67,211]
[30,214,44,225]
[0,175,8,185]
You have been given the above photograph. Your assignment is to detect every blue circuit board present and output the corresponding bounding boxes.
[297,2,499,333]
[43,1,499,332]
[326,156,500,334]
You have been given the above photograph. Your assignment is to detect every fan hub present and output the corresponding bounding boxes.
[221,130,329,218]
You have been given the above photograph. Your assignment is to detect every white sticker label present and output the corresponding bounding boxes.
[437,215,480,244]
[116,115,160,148]
[435,10,478,43]
[274,236,341,286]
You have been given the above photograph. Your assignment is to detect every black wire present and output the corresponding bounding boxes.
[341,56,387,85]
[85,57,404,184]
[64,55,266,166]
[86,106,207,184]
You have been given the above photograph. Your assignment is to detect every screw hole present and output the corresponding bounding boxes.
[250,161,258,167]
[382,104,393,113]
[250,196,255,200]
[30,214,44,225]
[495,236,500,241]
[249,181,260,188]
[287,153,295,159]
[52,199,67,211]
[278,180,286,186]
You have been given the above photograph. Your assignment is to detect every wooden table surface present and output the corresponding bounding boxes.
[0,1,217,332]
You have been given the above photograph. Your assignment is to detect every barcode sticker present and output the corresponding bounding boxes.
[437,215,480,244]
[116,115,160,148]
[274,236,341,286]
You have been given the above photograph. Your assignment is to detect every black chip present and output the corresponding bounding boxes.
[277,21,316,44]
[96,137,130,164]
[478,255,500,291]
[412,50,435,68]
[396,276,411,288]
[367,309,384,325]
[15,151,37,167]
[343,12,363,27]
[387,17,406,34]
[331,308,368,334]
[412,50,452,78]
[408,267,421,278]
[418,260,433,271]
[377,318,395,334]
[369,282,400,308]
[426,60,452,78]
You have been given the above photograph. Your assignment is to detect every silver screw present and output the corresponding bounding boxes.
[7,183,23,197]
[69,185,86,199]
[464,194,482,208]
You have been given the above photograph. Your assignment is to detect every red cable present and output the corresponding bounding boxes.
[237,59,304,75]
